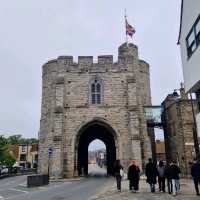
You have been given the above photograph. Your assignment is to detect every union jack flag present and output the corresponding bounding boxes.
[126,19,135,37]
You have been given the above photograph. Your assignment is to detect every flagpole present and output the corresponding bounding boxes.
[125,9,128,45]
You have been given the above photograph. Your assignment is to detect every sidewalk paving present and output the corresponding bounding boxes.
[91,178,200,200]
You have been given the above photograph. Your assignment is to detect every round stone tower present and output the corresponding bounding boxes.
[118,42,138,57]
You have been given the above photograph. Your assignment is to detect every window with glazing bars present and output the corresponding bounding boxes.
[91,80,101,104]
[186,15,200,58]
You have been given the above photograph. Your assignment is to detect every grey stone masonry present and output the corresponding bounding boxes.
[39,42,153,178]
[162,86,200,175]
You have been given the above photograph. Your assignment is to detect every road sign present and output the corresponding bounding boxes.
[48,147,53,156]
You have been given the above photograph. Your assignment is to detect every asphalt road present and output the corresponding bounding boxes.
[0,165,112,200]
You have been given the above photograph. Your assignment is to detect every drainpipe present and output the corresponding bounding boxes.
[189,93,200,156]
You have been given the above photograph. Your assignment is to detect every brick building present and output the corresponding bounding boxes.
[155,140,166,161]
[39,42,153,178]
[9,144,38,169]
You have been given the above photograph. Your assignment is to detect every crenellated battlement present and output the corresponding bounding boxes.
[98,55,113,64]
[78,56,93,66]
[58,56,73,64]
[42,43,144,74]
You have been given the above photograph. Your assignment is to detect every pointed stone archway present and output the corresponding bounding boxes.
[75,120,118,176]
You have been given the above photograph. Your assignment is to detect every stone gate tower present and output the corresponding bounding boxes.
[39,43,153,178]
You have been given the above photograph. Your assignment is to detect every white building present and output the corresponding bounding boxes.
[178,0,200,136]
[178,0,200,93]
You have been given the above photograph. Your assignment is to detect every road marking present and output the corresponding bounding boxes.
[18,181,26,186]
[0,195,5,200]
[18,184,26,187]
[38,187,47,190]
[9,188,29,194]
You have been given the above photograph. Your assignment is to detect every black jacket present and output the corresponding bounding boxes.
[113,164,123,177]
[145,162,158,184]
[165,164,181,179]
[191,162,200,179]
[128,164,140,180]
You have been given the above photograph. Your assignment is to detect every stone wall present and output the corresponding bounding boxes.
[162,88,199,175]
[39,42,152,178]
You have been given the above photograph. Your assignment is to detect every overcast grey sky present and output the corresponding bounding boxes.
[0,0,183,140]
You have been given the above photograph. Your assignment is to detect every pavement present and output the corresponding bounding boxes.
[90,178,200,200]
[1,165,199,200]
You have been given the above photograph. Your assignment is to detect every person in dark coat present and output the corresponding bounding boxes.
[165,164,172,194]
[128,160,140,192]
[191,157,200,196]
[113,160,123,192]
[167,161,181,196]
[145,158,158,192]
[157,160,166,192]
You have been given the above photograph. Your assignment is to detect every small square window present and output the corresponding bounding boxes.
[22,145,26,152]
[20,154,26,161]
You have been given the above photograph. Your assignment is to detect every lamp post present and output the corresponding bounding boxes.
[189,93,200,156]
[26,144,28,169]
[48,147,53,177]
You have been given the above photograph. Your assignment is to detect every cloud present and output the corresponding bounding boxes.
[0,0,183,139]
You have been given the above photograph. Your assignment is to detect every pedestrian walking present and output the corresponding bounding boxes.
[191,157,200,196]
[128,160,140,193]
[157,161,166,192]
[167,161,181,196]
[145,158,158,193]
[165,164,172,194]
[113,160,123,192]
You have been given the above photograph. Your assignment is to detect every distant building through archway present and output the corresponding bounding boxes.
[76,120,116,176]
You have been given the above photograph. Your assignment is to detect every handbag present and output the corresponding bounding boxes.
[120,169,124,177]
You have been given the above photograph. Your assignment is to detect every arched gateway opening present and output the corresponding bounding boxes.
[76,120,117,176]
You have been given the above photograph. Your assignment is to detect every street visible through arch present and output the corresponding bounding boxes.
[77,120,117,176]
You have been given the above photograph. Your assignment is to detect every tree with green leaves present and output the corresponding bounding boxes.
[0,135,16,167]
[7,135,38,144]
[7,135,22,144]
[0,134,38,167]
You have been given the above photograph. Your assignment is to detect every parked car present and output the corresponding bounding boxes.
[0,166,9,175]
